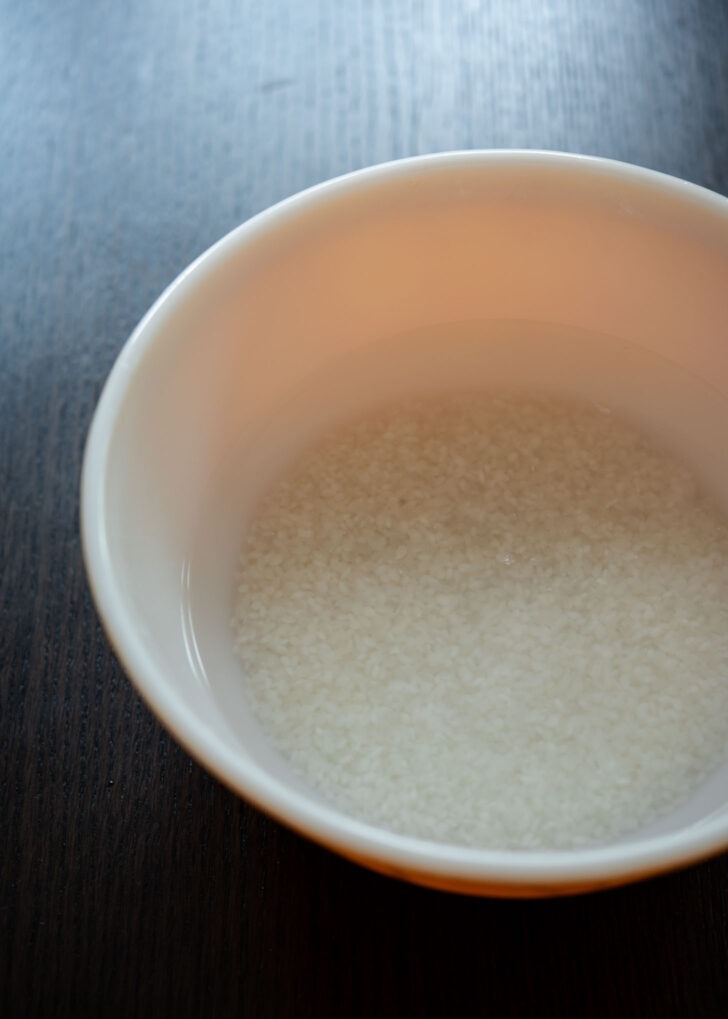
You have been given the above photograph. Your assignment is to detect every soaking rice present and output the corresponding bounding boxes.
[232,391,728,849]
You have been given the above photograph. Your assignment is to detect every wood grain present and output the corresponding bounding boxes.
[2,1,728,1015]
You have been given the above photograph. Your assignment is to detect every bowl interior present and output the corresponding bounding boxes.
[88,154,728,890]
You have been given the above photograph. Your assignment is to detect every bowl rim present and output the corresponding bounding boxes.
[81,149,728,893]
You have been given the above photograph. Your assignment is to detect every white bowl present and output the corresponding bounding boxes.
[82,151,728,896]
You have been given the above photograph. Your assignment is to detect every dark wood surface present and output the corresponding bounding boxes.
[3,1,728,1015]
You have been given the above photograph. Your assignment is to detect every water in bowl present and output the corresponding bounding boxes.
[184,320,728,849]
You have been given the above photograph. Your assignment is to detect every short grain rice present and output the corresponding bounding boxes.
[232,392,728,849]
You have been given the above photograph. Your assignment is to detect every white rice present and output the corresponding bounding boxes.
[232,391,728,850]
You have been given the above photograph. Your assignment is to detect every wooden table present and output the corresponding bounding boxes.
[3,1,728,1014]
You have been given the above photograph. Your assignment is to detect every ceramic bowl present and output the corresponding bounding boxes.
[82,151,728,895]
